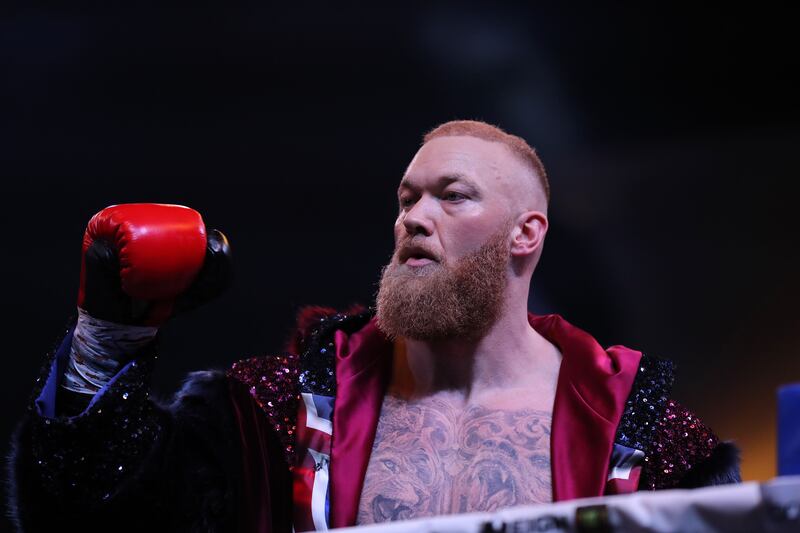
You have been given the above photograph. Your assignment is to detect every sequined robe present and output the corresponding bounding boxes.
[7,308,740,532]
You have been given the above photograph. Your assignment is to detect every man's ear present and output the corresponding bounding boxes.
[510,211,548,257]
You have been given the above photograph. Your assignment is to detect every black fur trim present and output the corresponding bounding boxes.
[677,441,742,488]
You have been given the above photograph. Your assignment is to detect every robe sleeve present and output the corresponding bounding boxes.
[6,326,245,532]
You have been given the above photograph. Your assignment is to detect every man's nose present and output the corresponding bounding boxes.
[401,196,435,237]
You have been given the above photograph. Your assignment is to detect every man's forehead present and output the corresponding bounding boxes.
[399,134,547,212]
[398,172,479,192]
[401,136,515,185]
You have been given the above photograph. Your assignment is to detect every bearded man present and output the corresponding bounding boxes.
[7,121,740,533]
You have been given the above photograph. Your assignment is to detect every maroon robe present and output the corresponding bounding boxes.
[228,312,648,530]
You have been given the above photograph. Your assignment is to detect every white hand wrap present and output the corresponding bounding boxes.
[62,307,159,395]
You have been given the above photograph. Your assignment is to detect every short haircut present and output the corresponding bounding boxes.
[423,120,550,204]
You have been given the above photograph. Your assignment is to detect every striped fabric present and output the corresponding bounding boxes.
[605,443,644,494]
[293,392,334,531]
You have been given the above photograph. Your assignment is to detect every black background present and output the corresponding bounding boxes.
[2,4,799,526]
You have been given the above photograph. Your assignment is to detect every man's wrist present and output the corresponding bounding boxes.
[62,307,159,395]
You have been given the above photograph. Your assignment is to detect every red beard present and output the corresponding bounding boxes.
[376,229,510,341]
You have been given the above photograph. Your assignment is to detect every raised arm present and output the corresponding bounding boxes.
[7,204,240,532]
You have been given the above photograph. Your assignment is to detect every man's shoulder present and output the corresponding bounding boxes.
[284,304,374,355]
[609,352,741,491]
[639,395,741,490]
[539,316,743,495]
[226,304,374,382]
[222,305,375,465]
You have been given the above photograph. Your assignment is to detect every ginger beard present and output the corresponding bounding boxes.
[376,228,511,342]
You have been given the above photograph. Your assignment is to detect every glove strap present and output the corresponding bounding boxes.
[62,307,159,395]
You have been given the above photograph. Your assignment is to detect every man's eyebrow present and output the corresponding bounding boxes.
[397,173,479,192]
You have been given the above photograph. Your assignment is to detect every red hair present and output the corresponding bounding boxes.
[423,120,550,203]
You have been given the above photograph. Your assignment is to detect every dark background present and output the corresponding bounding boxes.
[2,3,798,525]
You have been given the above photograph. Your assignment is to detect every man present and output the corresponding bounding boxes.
[360,123,558,522]
[7,121,740,532]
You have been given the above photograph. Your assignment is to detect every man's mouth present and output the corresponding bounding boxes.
[405,257,433,267]
[398,245,438,267]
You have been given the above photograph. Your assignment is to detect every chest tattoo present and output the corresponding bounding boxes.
[356,395,552,524]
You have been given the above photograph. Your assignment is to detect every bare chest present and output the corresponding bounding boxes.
[356,395,552,525]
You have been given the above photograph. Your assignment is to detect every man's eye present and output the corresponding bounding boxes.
[399,197,415,208]
[442,192,466,202]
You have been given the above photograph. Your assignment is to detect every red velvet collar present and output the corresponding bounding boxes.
[328,313,641,527]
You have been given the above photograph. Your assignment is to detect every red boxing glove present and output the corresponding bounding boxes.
[77,203,216,326]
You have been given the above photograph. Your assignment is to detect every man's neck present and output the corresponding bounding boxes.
[389,302,562,408]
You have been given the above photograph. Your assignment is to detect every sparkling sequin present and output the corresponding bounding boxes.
[613,354,720,489]
[226,309,373,466]
[227,351,303,465]
[643,399,719,489]
[298,313,346,396]
[615,355,674,453]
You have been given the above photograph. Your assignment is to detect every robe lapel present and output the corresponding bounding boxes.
[530,314,642,501]
[328,319,392,528]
